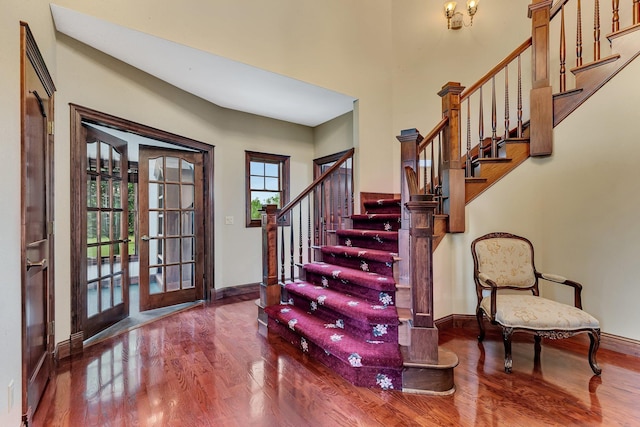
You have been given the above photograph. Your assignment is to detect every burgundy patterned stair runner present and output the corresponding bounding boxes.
[265,199,403,390]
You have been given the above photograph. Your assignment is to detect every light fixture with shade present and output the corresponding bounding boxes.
[444,0,479,30]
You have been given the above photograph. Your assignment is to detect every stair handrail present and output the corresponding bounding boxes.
[277,147,354,220]
[460,37,533,102]
[417,116,448,153]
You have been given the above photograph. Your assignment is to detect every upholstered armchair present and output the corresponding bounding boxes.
[471,232,601,375]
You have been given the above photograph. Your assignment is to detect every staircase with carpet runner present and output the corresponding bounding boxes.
[265,199,404,390]
[260,1,640,394]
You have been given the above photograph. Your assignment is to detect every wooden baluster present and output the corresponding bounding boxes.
[594,0,601,61]
[504,64,510,141]
[307,197,311,263]
[329,172,334,236]
[517,54,523,138]
[466,98,472,177]
[560,5,567,92]
[299,203,303,266]
[437,133,443,214]
[422,148,427,194]
[491,76,497,158]
[577,0,583,67]
[612,0,620,32]
[343,162,348,221]
[290,210,294,281]
[635,0,640,25]
[280,219,285,283]
[321,182,327,245]
[430,138,435,195]
[478,86,484,159]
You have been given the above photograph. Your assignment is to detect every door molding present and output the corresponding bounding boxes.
[69,104,215,337]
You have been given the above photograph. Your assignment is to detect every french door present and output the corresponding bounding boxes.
[138,146,204,311]
[82,125,129,338]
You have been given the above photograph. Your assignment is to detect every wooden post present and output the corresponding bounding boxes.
[529,0,554,156]
[406,198,439,363]
[257,204,281,336]
[438,82,465,233]
[396,129,423,287]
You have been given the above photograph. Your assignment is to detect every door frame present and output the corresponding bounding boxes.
[21,22,56,422]
[69,104,215,342]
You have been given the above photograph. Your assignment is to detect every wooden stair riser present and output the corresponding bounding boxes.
[465,142,530,204]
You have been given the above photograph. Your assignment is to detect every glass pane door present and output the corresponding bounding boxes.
[138,146,203,311]
[83,125,129,338]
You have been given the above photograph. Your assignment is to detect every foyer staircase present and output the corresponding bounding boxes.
[259,0,640,394]
[265,199,404,390]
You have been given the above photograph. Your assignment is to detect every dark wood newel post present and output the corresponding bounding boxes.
[529,0,554,156]
[396,129,423,287]
[438,82,465,233]
[406,198,439,363]
[257,204,281,336]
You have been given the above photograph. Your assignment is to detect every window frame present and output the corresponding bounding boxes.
[245,151,290,227]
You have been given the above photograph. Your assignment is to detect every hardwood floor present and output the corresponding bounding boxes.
[34,295,640,426]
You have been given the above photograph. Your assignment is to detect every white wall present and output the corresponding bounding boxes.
[313,111,354,160]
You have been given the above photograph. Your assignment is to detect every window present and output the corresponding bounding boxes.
[245,151,290,227]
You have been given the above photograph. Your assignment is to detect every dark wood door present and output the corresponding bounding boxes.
[21,23,55,422]
[82,126,129,338]
[138,146,204,311]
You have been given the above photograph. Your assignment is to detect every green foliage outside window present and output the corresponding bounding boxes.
[251,194,280,220]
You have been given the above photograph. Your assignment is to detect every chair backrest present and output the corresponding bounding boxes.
[471,232,537,292]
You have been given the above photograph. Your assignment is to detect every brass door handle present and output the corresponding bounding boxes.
[26,258,47,270]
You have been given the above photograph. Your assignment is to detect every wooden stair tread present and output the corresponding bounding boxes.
[397,307,411,321]
[475,157,512,164]
[607,22,640,42]
[570,54,621,75]
[401,346,459,369]
[553,87,583,99]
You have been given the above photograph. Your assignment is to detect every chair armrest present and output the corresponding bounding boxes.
[537,272,583,309]
[478,272,499,316]
[478,272,498,287]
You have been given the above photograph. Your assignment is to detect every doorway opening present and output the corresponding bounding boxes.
[70,105,215,344]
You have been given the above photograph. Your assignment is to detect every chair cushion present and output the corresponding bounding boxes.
[480,294,600,330]
[475,238,535,288]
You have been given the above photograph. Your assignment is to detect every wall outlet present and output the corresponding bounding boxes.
[225,216,234,225]
[8,380,14,412]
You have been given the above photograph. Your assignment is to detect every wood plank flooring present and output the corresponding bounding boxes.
[34,295,640,426]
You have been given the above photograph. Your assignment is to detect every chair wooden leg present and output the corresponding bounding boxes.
[502,327,513,373]
[588,329,602,375]
[533,335,542,368]
[476,308,485,342]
